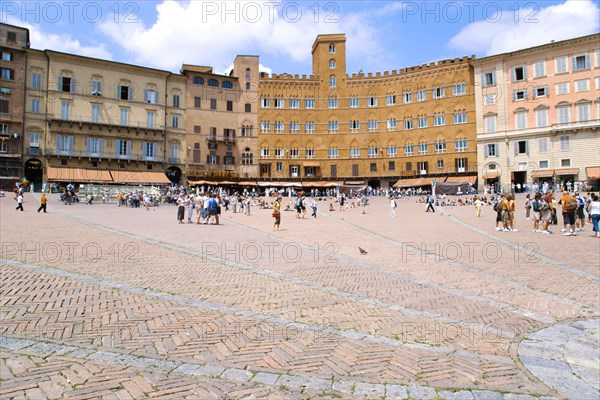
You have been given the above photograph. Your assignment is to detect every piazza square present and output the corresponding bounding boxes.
[1,191,599,399]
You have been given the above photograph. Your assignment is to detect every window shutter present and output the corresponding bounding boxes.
[98,138,103,153]
[510,68,515,82]
[585,54,590,68]
[206,155,210,163]
[480,73,485,85]
[491,71,496,84]
[496,144,500,157]
[87,137,92,153]
[144,89,148,102]
[484,145,489,158]
[116,84,121,99]
[70,78,76,93]
[127,140,132,156]
[512,92,516,101]
[156,91,159,103]
[572,56,577,71]
[58,77,63,91]
[522,66,527,79]
[128,86,133,100]
[56,135,63,151]
[465,159,468,172]
[514,142,518,156]
[525,140,529,155]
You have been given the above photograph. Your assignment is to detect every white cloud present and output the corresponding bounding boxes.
[448,0,600,56]
[97,0,384,73]
[3,15,112,60]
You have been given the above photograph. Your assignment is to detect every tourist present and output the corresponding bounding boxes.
[524,194,532,220]
[186,195,194,224]
[587,193,600,238]
[16,193,24,211]
[539,192,553,234]
[195,195,204,224]
[37,193,47,213]
[575,192,586,232]
[176,195,185,224]
[532,193,542,232]
[273,197,282,231]
[507,195,518,232]
[390,197,397,217]
[474,196,483,217]
[425,194,435,212]
[311,198,318,218]
[559,191,578,236]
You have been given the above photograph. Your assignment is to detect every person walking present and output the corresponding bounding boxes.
[37,193,47,213]
[16,193,24,211]
[425,194,435,212]
[474,196,483,217]
[390,197,397,217]
[176,195,185,224]
[273,197,282,231]
[587,193,600,238]
[524,194,532,220]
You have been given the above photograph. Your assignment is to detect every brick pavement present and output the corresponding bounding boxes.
[0,193,597,399]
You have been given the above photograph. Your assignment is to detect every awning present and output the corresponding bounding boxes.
[302,181,328,187]
[218,181,238,185]
[482,171,501,179]
[530,170,554,178]
[111,171,170,184]
[303,161,320,167]
[258,181,302,187]
[324,182,343,187]
[554,168,579,176]
[238,181,258,186]
[393,177,427,188]
[345,181,366,185]
[445,176,476,184]
[188,180,218,186]
[586,166,600,180]
[47,167,112,183]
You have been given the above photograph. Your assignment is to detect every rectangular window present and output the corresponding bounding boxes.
[538,138,548,153]
[556,82,569,95]
[555,56,568,73]
[2,51,12,61]
[437,159,444,169]
[276,162,283,171]
[575,79,589,92]
[418,162,428,175]
[456,158,467,173]
[572,53,590,71]
[577,104,590,122]
[482,71,496,86]
[417,89,426,102]
[289,98,299,109]
[516,140,528,155]
[1,68,14,80]
[60,101,71,120]
[557,107,570,124]
[534,61,545,77]
[484,94,495,105]
[144,89,157,104]
[261,98,271,108]
[146,111,155,128]
[194,97,201,108]
[173,94,180,108]
[143,142,157,159]
[561,159,571,167]
[515,112,527,129]
[511,65,527,81]
[210,99,217,110]
[352,164,359,177]
[227,100,233,111]
[30,98,40,113]
[432,86,445,98]
[31,72,41,89]
[370,163,377,172]
[367,97,377,107]
[120,108,129,125]
[533,86,548,97]
[485,143,498,157]
[536,109,548,127]
[305,98,314,109]
[172,115,179,128]
[539,160,549,169]
[60,76,75,93]
[274,98,284,108]
[245,103,251,113]
[0,99,8,113]
[485,116,496,133]
[389,161,395,171]
[513,89,527,101]
[118,84,131,100]
[194,125,201,134]
[560,135,570,151]
[29,132,40,147]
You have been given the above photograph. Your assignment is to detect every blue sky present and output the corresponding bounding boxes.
[2,0,599,75]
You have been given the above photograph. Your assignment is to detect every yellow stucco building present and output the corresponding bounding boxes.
[258,34,477,188]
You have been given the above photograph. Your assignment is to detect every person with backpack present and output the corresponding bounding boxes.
[559,191,578,236]
[207,194,220,225]
[574,192,586,232]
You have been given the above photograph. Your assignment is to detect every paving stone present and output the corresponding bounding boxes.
[353,382,385,397]
[471,390,505,400]
[502,393,538,400]
[220,368,253,383]
[277,374,331,391]
[438,390,475,399]
[331,380,354,394]
[385,384,408,399]
[408,386,437,399]
[251,372,280,385]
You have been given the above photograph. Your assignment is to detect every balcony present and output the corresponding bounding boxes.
[168,157,180,164]
[47,114,167,135]
[44,149,166,163]
[206,135,237,143]
[27,147,41,156]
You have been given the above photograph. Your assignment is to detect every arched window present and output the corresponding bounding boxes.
[245,68,251,79]
[192,76,204,85]
[208,79,219,87]
[246,82,251,91]
[222,81,233,89]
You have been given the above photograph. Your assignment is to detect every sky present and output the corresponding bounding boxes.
[1,0,599,76]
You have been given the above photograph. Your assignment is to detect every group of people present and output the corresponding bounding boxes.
[491,191,600,237]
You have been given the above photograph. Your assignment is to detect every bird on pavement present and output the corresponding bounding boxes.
[359,247,368,255]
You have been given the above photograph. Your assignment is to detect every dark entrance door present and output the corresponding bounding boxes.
[512,171,526,192]
[24,159,43,190]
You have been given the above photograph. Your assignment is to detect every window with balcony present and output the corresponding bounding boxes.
[116,139,131,157]
[143,142,157,159]
[557,107,570,124]
[577,104,590,122]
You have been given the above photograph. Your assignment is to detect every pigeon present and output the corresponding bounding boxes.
[359,247,368,255]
